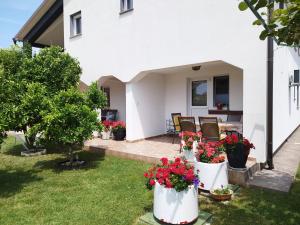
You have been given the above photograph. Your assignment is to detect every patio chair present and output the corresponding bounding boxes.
[170,113,182,144]
[199,117,220,142]
[227,114,242,122]
[178,117,197,133]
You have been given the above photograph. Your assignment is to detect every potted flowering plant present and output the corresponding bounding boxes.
[221,132,255,168]
[216,102,223,110]
[210,185,233,201]
[194,142,228,191]
[179,131,202,161]
[144,157,199,224]
[101,120,112,140]
[111,121,126,140]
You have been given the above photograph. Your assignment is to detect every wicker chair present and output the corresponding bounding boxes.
[170,113,182,144]
[199,117,220,142]
[178,117,197,133]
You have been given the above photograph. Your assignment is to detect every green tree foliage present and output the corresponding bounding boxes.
[85,82,107,110]
[37,88,98,162]
[239,0,300,46]
[20,46,81,94]
[0,45,106,153]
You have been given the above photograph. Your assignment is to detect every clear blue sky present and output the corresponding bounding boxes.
[0,0,43,48]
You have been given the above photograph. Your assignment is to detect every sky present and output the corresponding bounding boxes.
[0,0,43,48]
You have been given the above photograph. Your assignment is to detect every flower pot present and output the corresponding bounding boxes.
[92,131,99,138]
[210,189,233,201]
[101,131,111,140]
[153,182,198,224]
[194,161,228,191]
[226,143,249,168]
[183,150,195,161]
[112,128,126,140]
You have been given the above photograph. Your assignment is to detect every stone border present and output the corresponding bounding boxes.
[21,149,47,157]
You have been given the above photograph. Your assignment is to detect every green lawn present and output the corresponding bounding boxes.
[0,136,299,225]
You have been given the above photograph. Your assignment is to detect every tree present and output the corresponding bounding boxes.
[239,0,300,46]
[0,46,82,149]
[85,82,107,110]
[36,88,98,163]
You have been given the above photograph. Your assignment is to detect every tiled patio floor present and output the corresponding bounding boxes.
[85,136,182,163]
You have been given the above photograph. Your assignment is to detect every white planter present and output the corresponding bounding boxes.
[183,150,195,161]
[153,182,198,224]
[194,161,228,191]
[92,131,99,138]
[101,131,111,140]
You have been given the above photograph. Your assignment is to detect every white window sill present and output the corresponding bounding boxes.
[70,33,82,39]
[119,8,134,15]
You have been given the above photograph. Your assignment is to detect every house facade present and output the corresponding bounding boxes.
[15,0,300,164]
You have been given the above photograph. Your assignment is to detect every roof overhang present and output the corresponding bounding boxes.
[14,0,63,48]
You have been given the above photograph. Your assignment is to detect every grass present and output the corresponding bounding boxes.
[0,136,299,225]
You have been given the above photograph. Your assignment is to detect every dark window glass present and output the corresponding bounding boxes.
[214,76,229,107]
[75,17,81,34]
[121,0,133,12]
[192,80,207,106]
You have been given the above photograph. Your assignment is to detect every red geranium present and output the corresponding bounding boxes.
[195,141,225,163]
[111,121,126,132]
[179,131,202,151]
[144,157,199,192]
[220,133,255,153]
[102,120,112,131]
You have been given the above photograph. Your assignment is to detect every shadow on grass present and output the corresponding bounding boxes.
[0,169,42,198]
[33,150,106,173]
[201,177,300,225]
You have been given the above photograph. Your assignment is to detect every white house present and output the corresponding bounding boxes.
[14,0,300,165]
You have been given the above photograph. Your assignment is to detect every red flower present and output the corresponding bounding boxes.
[161,157,169,166]
[149,179,155,186]
[144,172,149,178]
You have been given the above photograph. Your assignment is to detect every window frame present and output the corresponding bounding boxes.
[213,75,230,108]
[70,11,82,38]
[120,0,134,14]
[191,80,208,107]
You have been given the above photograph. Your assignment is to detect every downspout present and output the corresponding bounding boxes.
[266,0,274,169]
[243,0,274,169]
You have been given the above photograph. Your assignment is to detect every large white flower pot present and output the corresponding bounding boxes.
[153,182,198,224]
[183,150,195,162]
[101,131,111,140]
[194,161,228,191]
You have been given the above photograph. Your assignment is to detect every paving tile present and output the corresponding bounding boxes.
[138,211,212,225]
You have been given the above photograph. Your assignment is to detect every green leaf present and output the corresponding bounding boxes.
[259,30,269,40]
[254,0,268,10]
[238,2,249,11]
[253,19,263,25]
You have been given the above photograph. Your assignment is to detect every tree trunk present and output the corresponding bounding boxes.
[68,145,74,165]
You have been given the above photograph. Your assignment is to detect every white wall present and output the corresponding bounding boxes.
[101,79,126,121]
[273,46,300,151]
[126,74,166,141]
[63,0,268,162]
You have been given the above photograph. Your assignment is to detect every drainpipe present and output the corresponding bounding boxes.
[266,0,274,169]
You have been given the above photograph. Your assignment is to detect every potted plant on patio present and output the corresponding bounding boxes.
[144,157,199,224]
[194,141,228,191]
[101,120,112,140]
[210,185,233,201]
[179,131,202,161]
[221,132,255,169]
[111,121,126,141]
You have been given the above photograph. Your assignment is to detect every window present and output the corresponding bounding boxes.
[120,0,133,13]
[192,80,207,106]
[213,76,229,107]
[70,11,82,37]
